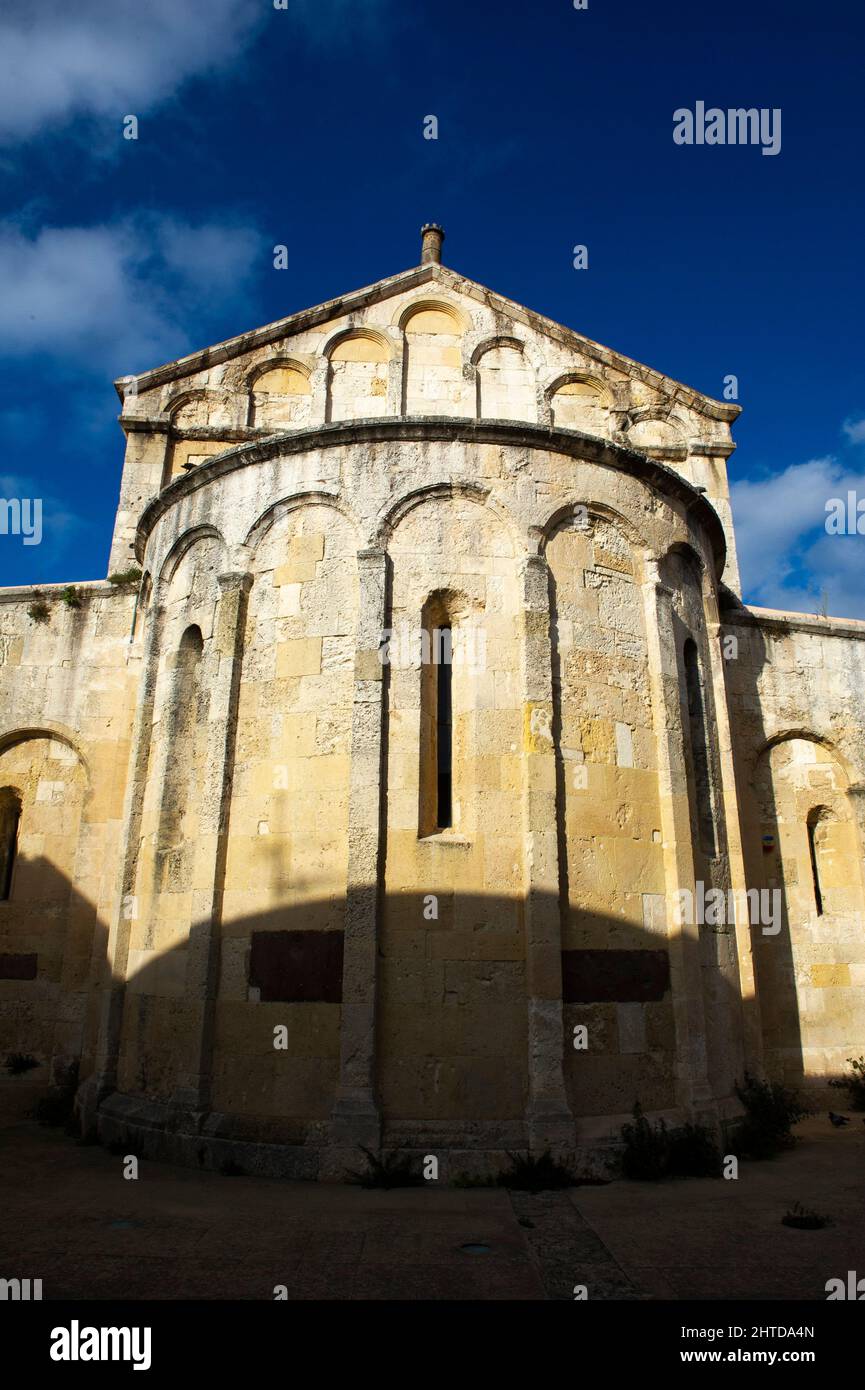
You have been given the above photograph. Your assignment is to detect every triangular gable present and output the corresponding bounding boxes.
[114,261,738,424]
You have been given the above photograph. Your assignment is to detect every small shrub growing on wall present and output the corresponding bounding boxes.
[61,585,82,609]
[108,567,142,586]
[5,1052,39,1075]
[621,1103,722,1180]
[829,1056,865,1110]
[27,595,50,624]
[621,1104,670,1179]
[346,1146,424,1188]
[666,1123,723,1178]
[732,1072,811,1158]
[496,1150,577,1190]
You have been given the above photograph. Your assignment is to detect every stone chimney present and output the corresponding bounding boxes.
[420,223,444,265]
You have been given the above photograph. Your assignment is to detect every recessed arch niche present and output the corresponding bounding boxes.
[750,735,865,1090]
[326,330,390,422]
[248,361,312,429]
[400,299,470,417]
[549,377,610,434]
[475,341,536,424]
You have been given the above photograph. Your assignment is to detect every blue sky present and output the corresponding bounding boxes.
[1,0,863,615]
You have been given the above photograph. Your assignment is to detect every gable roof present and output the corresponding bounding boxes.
[114,260,739,423]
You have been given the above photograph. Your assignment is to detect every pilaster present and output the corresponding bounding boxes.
[642,563,714,1114]
[521,553,576,1152]
[172,571,252,1110]
[331,547,389,1149]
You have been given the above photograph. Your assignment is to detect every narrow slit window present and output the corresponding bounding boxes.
[0,788,22,901]
[683,638,717,858]
[807,817,824,917]
[436,625,453,828]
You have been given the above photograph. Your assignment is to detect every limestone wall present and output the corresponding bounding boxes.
[77,420,749,1155]
[215,505,358,1125]
[0,583,137,1079]
[549,515,674,1117]
[380,490,527,1133]
[6,419,863,1160]
[4,261,862,1166]
[724,606,865,1095]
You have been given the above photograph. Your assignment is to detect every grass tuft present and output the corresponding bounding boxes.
[345,1146,424,1188]
[5,1052,39,1075]
[732,1073,811,1159]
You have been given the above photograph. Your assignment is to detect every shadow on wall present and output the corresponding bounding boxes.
[0,854,105,1096]
[114,890,696,1125]
[722,599,865,1100]
[3,598,865,1172]
[0,856,795,1177]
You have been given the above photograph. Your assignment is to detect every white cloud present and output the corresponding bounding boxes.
[797,532,865,621]
[731,455,865,621]
[842,415,865,445]
[0,0,263,144]
[0,214,263,374]
[0,0,396,146]
[153,219,261,293]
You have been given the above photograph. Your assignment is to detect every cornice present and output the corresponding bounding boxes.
[134,416,728,575]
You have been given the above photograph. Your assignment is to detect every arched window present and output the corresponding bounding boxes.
[682,637,717,857]
[435,625,453,828]
[0,787,22,900]
[419,600,455,834]
[807,810,826,917]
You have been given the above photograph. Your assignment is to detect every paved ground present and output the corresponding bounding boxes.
[575,1117,865,1301]
[1,1114,862,1300]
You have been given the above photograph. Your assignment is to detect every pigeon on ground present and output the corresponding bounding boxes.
[828,1111,850,1127]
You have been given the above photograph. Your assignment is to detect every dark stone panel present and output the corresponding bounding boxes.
[249,931,344,1003]
[561,949,670,1003]
[0,952,37,980]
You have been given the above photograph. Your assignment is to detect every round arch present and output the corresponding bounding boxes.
[753,729,861,788]
[163,388,214,425]
[321,326,393,361]
[394,297,470,334]
[0,724,92,793]
[244,490,361,555]
[545,371,614,410]
[375,481,523,554]
[624,411,688,455]
[540,498,649,560]
[156,524,228,588]
[470,335,528,367]
[245,356,311,391]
